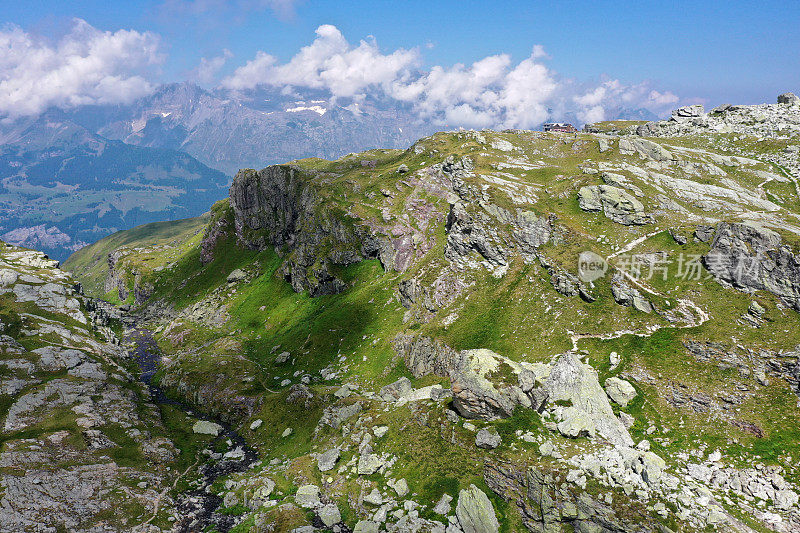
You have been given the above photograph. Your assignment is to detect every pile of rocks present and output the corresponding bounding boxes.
[632,94,800,139]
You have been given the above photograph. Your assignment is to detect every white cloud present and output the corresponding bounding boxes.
[192,49,233,84]
[572,79,679,123]
[221,51,277,90]
[223,24,420,98]
[386,49,558,129]
[577,105,606,124]
[0,19,162,119]
[224,25,680,129]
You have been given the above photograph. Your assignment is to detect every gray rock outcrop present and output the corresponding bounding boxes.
[578,185,650,225]
[703,222,800,311]
[455,484,500,533]
[544,353,634,447]
[0,244,178,530]
[604,377,637,407]
[610,274,653,313]
[225,166,399,296]
[475,428,501,449]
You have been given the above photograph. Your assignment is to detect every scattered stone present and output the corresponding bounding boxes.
[282,427,293,437]
[538,441,555,457]
[334,385,351,398]
[557,406,595,439]
[318,503,341,526]
[670,229,688,245]
[275,351,291,364]
[389,478,409,497]
[433,493,453,515]
[251,479,276,506]
[358,454,384,475]
[455,485,499,533]
[226,269,247,283]
[380,377,413,400]
[475,428,501,449]
[249,419,263,431]
[354,520,380,533]
[373,425,389,438]
[192,420,223,436]
[364,488,383,505]
[775,489,800,510]
[604,377,637,407]
[295,484,321,508]
[694,225,715,242]
[748,300,765,317]
[317,448,340,472]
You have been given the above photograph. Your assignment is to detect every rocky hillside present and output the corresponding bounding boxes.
[0,242,183,530]
[63,94,800,532]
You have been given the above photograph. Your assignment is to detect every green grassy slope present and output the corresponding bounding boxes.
[63,214,209,297]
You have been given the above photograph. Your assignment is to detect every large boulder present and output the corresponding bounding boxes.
[778,92,800,105]
[450,349,549,420]
[295,484,321,508]
[544,353,633,446]
[379,377,413,401]
[475,428,501,449]
[318,504,341,527]
[557,406,596,438]
[703,222,800,311]
[577,185,650,225]
[672,104,705,119]
[605,377,637,407]
[192,420,223,436]
[610,274,653,313]
[316,448,340,472]
[455,485,500,533]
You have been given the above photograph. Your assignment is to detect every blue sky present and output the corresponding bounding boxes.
[3,1,799,125]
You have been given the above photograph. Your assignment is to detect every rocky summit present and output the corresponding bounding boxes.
[3,94,797,532]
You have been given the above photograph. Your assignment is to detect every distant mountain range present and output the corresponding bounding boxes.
[67,83,439,175]
[0,110,228,260]
[0,82,659,259]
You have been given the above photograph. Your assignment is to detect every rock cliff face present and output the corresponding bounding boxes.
[704,222,800,311]
[104,248,154,304]
[226,165,394,296]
